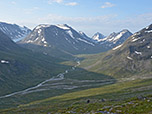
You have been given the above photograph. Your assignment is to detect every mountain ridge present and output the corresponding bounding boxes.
[0,22,31,42]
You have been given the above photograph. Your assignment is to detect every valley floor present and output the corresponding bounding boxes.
[0,54,152,114]
[1,78,152,114]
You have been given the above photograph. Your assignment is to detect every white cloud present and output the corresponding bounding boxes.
[65,2,78,6]
[48,0,78,6]
[48,0,63,4]
[101,2,115,8]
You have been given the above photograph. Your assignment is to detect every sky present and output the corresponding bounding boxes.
[0,0,152,36]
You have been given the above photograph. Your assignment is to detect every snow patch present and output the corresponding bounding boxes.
[35,25,50,30]
[43,41,47,44]
[26,40,33,43]
[35,37,39,41]
[145,30,152,33]
[146,26,150,29]
[42,37,47,44]
[77,38,95,46]
[147,46,151,49]
[38,29,42,34]
[131,36,141,42]
[114,33,123,41]
[93,34,100,40]
[92,33,104,41]
[112,44,122,50]
[132,38,138,42]
[127,56,133,60]
[135,51,142,55]
[56,24,70,30]
[66,30,74,39]
[1,60,9,64]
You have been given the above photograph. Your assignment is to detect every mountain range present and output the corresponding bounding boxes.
[19,24,133,56]
[0,22,133,54]
[0,22,31,42]
[0,21,151,113]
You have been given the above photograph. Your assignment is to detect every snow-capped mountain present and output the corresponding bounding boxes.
[99,29,132,48]
[92,32,105,42]
[0,22,31,42]
[19,24,98,54]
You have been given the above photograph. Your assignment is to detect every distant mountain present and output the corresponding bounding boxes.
[19,24,132,56]
[82,24,152,78]
[19,24,99,55]
[0,22,31,42]
[99,29,133,49]
[92,32,105,42]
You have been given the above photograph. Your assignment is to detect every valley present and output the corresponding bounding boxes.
[0,21,151,114]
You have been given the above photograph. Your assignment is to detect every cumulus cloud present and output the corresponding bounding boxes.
[48,0,63,4]
[48,0,78,6]
[101,2,115,8]
[65,2,78,6]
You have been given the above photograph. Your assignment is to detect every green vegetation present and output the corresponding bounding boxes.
[1,78,152,113]
[0,49,69,96]
[0,26,152,113]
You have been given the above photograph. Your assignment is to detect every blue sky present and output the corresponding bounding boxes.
[0,0,152,36]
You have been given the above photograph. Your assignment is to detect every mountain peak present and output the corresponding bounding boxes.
[92,32,105,42]
[34,24,72,31]
[55,24,71,30]
[99,29,132,46]
[35,24,51,30]
[119,29,131,34]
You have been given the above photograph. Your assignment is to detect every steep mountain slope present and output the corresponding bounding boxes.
[0,30,20,51]
[0,22,31,42]
[79,31,91,40]
[92,32,105,42]
[19,24,98,55]
[0,30,69,96]
[80,24,152,79]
